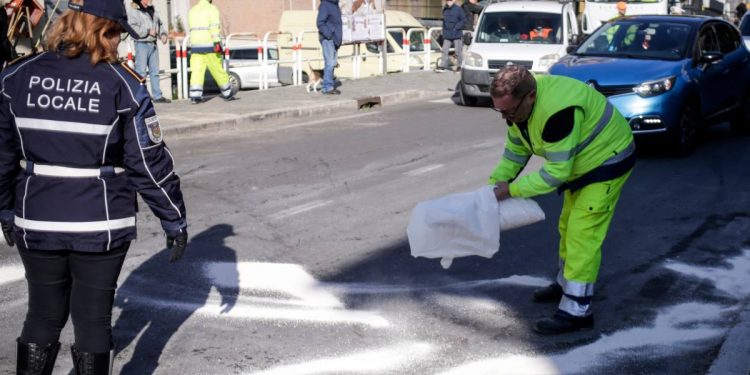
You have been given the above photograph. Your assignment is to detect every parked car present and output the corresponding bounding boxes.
[459,0,580,106]
[550,15,750,154]
[222,42,308,91]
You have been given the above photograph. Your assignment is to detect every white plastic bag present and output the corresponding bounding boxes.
[499,197,546,231]
[407,186,545,269]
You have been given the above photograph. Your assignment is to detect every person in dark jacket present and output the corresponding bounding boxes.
[736,2,747,25]
[317,0,343,95]
[462,0,483,31]
[0,0,188,373]
[437,0,466,72]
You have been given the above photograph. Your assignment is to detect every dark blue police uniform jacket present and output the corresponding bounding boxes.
[0,52,186,252]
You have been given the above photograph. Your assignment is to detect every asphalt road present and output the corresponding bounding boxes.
[1,97,749,374]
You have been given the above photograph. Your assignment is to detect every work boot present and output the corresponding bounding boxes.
[534,310,594,335]
[532,283,563,303]
[71,345,112,375]
[190,97,203,105]
[16,338,60,375]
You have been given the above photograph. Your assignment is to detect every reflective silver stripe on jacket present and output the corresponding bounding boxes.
[20,160,124,177]
[602,141,635,165]
[503,149,530,164]
[16,118,113,136]
[573,102,614,156]
[190,27,210,31]
[540,168,564,187]
[14,216,136,232]
[545,149,573,162]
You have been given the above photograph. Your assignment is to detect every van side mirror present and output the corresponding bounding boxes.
[566,44,578,54]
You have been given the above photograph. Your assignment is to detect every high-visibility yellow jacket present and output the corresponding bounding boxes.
[489,75,634,198]
[188,0,221,53]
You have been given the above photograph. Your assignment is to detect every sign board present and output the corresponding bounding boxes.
[340,0,385,44]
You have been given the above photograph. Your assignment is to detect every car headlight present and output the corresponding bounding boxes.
[633,76,676,97]
[464,52,483,68]
[537,53,560,72]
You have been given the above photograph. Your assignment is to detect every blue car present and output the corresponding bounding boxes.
[549,15,750,154]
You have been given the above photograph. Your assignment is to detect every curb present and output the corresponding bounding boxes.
[707,301,750,375]
[163,89,453,137]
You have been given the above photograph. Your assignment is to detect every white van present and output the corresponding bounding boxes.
[459,1,580,106]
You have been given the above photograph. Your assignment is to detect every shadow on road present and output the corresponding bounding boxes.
[112,224,239,375]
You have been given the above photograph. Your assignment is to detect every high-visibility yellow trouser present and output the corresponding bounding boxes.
[558,170,632,284]
[189,52,230,98]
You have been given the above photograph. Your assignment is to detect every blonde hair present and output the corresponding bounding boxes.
[44,0,122,65]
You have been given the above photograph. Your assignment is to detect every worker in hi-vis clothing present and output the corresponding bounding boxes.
[187,0,234,104]
[489,65,635,335]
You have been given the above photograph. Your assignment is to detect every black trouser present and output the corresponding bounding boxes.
[18,243,129,353]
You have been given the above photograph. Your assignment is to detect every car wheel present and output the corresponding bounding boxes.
[730,90,750,135]
[671,101,699,156]
[229,72,241,95]
[459,84,478,107]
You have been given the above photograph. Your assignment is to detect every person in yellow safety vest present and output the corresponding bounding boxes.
[188,0,234,104]
[489,65,635,335]
[605,2,638,48]
[529,23,553,41]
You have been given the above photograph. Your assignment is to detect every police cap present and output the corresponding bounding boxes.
[67,0,138,38]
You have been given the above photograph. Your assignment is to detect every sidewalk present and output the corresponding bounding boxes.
[154,70,462,136]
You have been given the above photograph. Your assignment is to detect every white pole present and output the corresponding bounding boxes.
[312,0,316,10]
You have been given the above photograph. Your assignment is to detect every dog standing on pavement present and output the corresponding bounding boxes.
[305,62,339,93]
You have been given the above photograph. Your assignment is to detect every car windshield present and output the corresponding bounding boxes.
[475,11,562,44]
[576,21,691,60]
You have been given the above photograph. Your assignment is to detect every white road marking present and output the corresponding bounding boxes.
[471,141,498,149]
[207,262,343,308]
[270,200,332,220]
[0,264,24,286]
[438,302,727,375]
[248,342,433,375]
[428,98,453,104]
[405,163,444,176]
[439,249,750,375]
[665,249,750,299]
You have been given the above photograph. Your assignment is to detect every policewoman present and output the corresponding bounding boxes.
[0,0,188,373]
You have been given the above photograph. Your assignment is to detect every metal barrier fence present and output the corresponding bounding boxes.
[164,27,448,99]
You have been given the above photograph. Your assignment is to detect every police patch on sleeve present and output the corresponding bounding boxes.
[145,116,163,144]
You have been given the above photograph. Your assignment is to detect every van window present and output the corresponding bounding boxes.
[230,48,278,61]
[477,12,562,44]
[231,48,258,60]
[388,29,434,52]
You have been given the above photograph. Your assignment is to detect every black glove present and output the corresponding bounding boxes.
[1,221,14,247]
[166,229,188,262]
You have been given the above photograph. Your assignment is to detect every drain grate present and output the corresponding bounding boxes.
[357,96,382,110]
